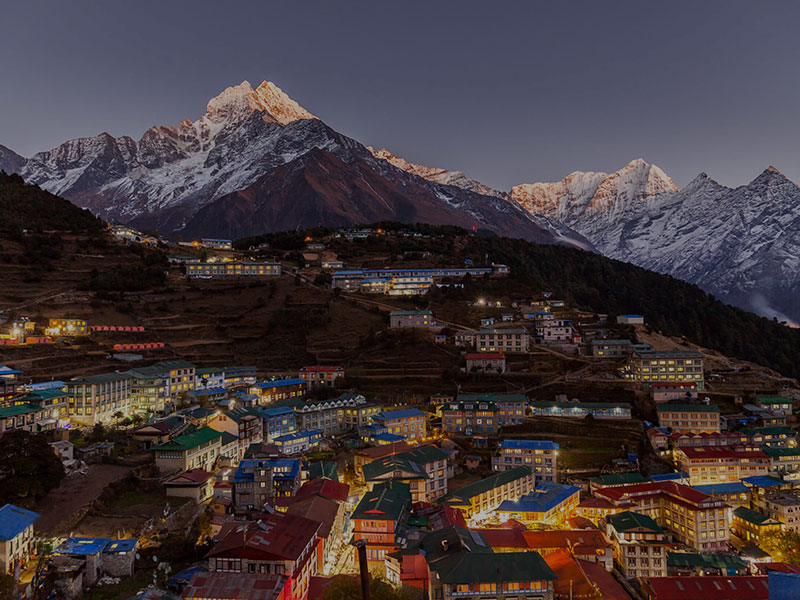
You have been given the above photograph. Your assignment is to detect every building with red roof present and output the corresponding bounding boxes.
[295,478,350,504]
[353,441,414,479]
[164,469,214,504]
[299,366,344,386]
[472,528,528,552]
[181,571,289,600]
[286,495,345,575]
[545,549,629,600]
[465,351,506,374]
[521,529,614,572]
[595,481,730,551]
[206,513,321,600]
[674,445,770,485]
[639,576,769,600]
[576,496,628,526]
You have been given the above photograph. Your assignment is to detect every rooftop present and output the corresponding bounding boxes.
[351,481,411,522]
[657,403,721,413]
[498,439,559,451]
[607,510,664,534]
[439,466,532,504]
[643,576,768,600]
[0,504,39,540]
[497,482,580,515]
[152,426,222,452]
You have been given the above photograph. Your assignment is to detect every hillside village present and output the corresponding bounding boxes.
[1,219,800,600]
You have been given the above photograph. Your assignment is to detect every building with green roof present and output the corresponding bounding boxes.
[731,506,782,545]
[666,551,748,576]
[152,426,222,474]
[606,511,671,579]
[362,445,449,503]
[438,466,535,518]
[530,400,632,420]
[351,481,412,565]
[756,395,793,416]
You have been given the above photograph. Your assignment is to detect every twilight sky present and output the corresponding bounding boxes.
[2,1,799,190]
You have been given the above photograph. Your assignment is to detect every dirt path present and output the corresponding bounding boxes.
[35,463,133,535]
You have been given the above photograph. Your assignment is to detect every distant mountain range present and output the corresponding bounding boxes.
[0,81,588,250]
[2,80,798,323]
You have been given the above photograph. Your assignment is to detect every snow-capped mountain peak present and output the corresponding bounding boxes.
[204,80,316,126]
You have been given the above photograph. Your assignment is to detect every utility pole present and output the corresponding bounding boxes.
[351,540,371,600]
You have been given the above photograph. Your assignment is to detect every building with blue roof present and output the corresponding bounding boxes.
[232,458,302,507]
[261,405,297,442]
[0,504,39,574]
[249,378,306,404]
[692,482,750,507]
[496,482,581,526]
[493,439,559,483]
[650,472,689,484]
[53,537,137,584]
[273,429,323,455]
[372,408,427,441]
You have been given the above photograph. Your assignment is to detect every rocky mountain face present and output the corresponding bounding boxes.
[0,144,26,175]
[5,81,589,249]
[509,160,800,324]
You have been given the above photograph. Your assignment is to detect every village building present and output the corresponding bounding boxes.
[185,260,281,278]
[273,429,323,455]
[656,403,721,434]
[229,458,302,507]
[181,572,288,600]
[389,310,437,328]
[539,318,579,344]
[651,382,699,403]
[442,399,499,436]
[295,393,376,436]
[691,482,750,509]
[604,511,670,579]
[205,513,320,600]
[625,349,704,389]
[639,576,769,600]
[362,445,449,503]
[164,469,215,503]
[590,339,632,358]
[0,504,39,574]
[65,372,133,425]
[46,319,88,336]
[755,395,793,417]
[152,426,222,473]
[0,366,22,403]
[465,351,506,374]
[674,445,770,485]
[53,538,137,586]
[207,407,263,459]
[372,408,427,442]
[285,493,346,575]
[617,314,645,325]
[762,491,800,533]
[200,238,233,249]
[492,439,559,482]
[458,392,527,426]
[731,506,783,545]
[594,481,730,551]
[496,482,581,527]
[740,426,796,448]
[764,447,800,476]
[262,406,297,442]
[351,481,412,565]
[439,466,536,520]
[298,365,344,386]
[530,400,632,420]
[249,378,306,404]
[475,328,530,353]
[353,441,415,480]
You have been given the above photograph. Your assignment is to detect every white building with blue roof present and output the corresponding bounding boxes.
[0,504,39,573]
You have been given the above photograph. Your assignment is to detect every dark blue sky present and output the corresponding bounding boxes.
[2,1,799,189]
